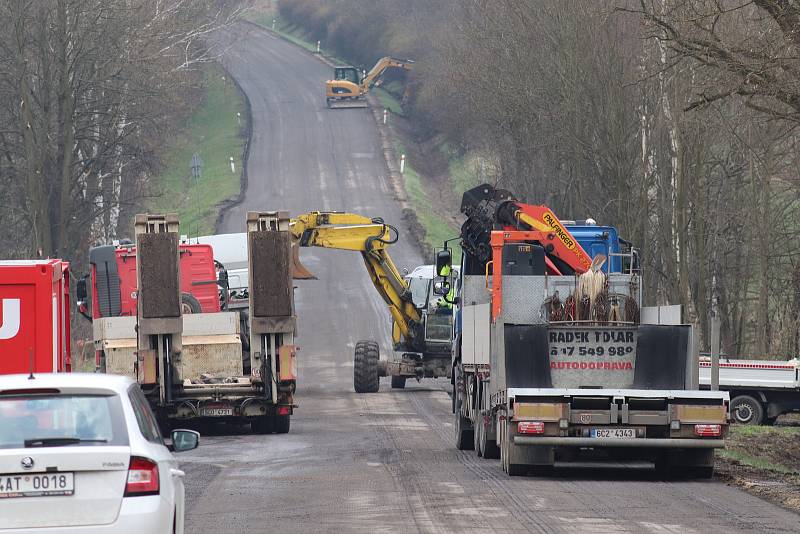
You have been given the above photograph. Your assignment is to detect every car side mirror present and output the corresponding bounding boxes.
[170,429,200,452]
[435,249,452,277]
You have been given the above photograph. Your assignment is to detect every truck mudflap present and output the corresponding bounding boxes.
[513,436,725,448]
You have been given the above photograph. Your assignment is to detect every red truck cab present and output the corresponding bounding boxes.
[80,243,221,320]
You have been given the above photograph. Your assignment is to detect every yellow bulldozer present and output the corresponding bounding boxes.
[325,56,413,109]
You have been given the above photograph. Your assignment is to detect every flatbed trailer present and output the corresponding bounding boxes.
[699,357,799,425]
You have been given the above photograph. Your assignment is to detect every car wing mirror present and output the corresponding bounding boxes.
[170,429,200,452]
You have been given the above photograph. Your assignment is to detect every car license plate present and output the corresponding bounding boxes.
[590,428,637,439]
[0,472,74,498]
[201,407,233,417]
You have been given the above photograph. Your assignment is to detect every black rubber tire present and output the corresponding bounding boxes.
[273,415,290,434]
[391,376,406,389]
[684,466,714,479]
[251,416,273,435]
[181,292,202,314]
[483,430,501,460]
[731,395,765,425]
[454,395,474,451]
[474,412,483,457]
[354,340,380,393]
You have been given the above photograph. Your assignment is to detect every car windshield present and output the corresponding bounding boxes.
[0,394,129,449]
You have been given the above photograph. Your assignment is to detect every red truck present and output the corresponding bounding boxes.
[79,242,220,321]
[0,259,71,374]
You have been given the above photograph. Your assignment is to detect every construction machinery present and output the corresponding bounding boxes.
[325,57,413,109]
[289,212,452,392]
[77,212,297,434]
[447,184,729,477]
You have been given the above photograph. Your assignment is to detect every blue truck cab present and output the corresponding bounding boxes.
[565,222,633,274]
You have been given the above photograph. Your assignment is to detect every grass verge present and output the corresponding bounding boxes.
[394,140,460,260]
[150,65,246,236]
[718,424,800,475]
[247,14,348,65]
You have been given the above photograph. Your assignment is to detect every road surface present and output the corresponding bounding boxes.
[181,23,800,533]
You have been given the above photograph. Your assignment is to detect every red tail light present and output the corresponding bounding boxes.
[518,421,545,434]
[125,457,159,496]
[694,424,722,437]
[278,406,291,416]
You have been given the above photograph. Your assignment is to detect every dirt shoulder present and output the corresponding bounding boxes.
[715,417,800,513]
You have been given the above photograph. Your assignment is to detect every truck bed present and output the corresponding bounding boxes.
[699,358,799,389]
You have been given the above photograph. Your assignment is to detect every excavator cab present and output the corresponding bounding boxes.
[334,66,361,85]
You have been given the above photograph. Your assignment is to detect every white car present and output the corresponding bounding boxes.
[0,373,199,533]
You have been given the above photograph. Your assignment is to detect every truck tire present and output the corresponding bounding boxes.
[251,416,273,434]
[731,395,764,425]
[656,449,714,479]
[454,396,474,451]
[483,427,501,460]
[180,292,202,314]
[354,340,380,393]
[273,415,290,434]
[391,376,406,389]
[500,432,525,476]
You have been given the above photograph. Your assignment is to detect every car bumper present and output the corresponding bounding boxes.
[1,495,174,534]
[513,436,726,448]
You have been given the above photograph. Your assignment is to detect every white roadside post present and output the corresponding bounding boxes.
[272,19,276,30]
[230,157,236,174]
[237,112,241,126]
[383,109,388,125]
[316,41,321,53]
[400,154,406,174]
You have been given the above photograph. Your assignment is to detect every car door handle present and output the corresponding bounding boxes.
[170,469,185,478]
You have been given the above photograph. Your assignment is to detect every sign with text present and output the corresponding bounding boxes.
[548,326,637,388]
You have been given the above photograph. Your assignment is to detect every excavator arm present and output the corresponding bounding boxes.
[361,57,414,91]
[289,212,421,346]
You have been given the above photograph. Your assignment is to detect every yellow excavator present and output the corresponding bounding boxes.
[290,211,453,392]
[325,57,414,109]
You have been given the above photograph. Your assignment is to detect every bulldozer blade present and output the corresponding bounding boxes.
[292,242,317,280]
[327,98,369,109]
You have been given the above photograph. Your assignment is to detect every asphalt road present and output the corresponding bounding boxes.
[181,24,800,533]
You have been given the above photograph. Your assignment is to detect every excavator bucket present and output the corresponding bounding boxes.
[291,242,317,280]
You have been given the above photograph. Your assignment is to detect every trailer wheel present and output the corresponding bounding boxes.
[454,395,474,451]
[180,292,202,314]
[731,395,764,425]
[483,425,501,460]
[251,416,273,434]
[500,431,525,476]
[354,340,380,393]
[273,415,290,434]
